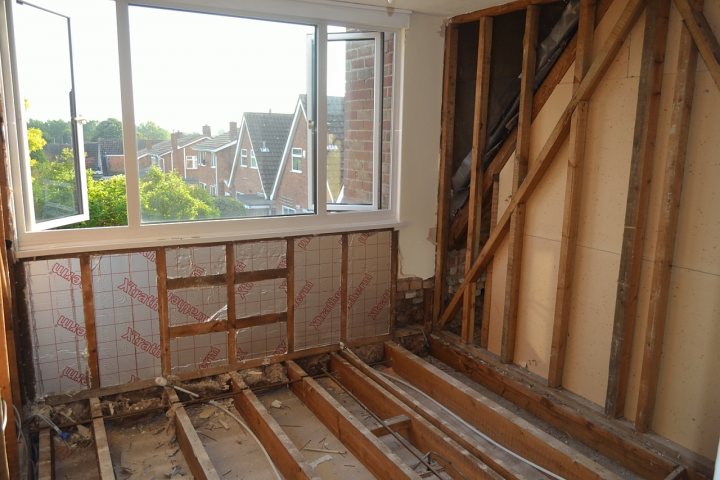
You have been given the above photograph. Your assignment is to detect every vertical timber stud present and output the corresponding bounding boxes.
[606,0,670,417]
[80,255,101,389]
[340,234,348,342]
[286,238,295,353]
[672,0,720,90]
[432,24,459,326]
[462,16,493,344]
[156,248,171,376]
[390,230,398,333]
[226,243,237,363]
[501,5,539,363]
[480,174,499,348]
[548,0,597,388]
[635,0,700,432]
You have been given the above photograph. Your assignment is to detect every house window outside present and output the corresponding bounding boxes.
[281,206,296,215]
[209,185,217,196]
[211,153,217,168]
[0,0,403,254]
[291,148,303,172]
[199,182,207,190]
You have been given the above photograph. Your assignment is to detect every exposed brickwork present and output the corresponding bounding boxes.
[395,276,434,329]
[229,126,264,197]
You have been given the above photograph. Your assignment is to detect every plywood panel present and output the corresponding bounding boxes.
[487,237,508,356]
[513,235,560,378]
[563,246,619,406]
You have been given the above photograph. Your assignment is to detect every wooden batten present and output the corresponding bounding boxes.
[286,361,420,480]
[229,373,317,480]
[166,273,226,290]
[285,238,295,353]
[451,0,559,24]
[480,174,499,348]
[385,342,619,480]
[226,243,238,363]
[327,353,503,480]
[233,268,287,284]
[390,230,399,333]
[606,0,671,418]
[438,0,647,328]
[635,2,700,433]
[156,248,171,376]
[501,4,539,363]
[80,256,101,389]
[90,397,115,479]
[462,15,493,344]
[340,234,348,342]
[37,429,52,480]
[672,0,720,90]
[548,0,597,388]
[428,332,714,479]
[432,24,459,326]
[165,388,220,480]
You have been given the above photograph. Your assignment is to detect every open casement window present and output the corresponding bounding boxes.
[325,30,392,212]
[6,0,89,230]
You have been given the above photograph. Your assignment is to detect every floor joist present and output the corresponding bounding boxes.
[327,352,504,480]
[90,397,115,480]
[286,360,421,480]
[37,429,52,480]
[229,372,318,480]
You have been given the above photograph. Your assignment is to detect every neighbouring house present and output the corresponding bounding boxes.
[136,132,208,178]
[185,122,239,196]
[226,112,293,216]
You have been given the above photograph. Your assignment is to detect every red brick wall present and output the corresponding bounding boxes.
[229,128,263,197]
[274,116,310,212]
[341,34,393,207]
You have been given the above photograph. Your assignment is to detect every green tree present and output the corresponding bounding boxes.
[28,119,71,144]
[140,167,219,222]
[213,196,247,218]
[27,128,46,160]
[30,148,76,221]
[93,118,123,140]
[83,120,99,142]
[136,121,170,141]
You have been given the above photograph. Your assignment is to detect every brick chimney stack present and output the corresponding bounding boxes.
[202,125,212,137]
[171,132,180,151]
[229,121,238,140]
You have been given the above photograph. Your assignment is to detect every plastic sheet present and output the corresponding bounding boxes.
[166,245,226,278]
[293,235,342,350]
[170,332,228,374]
[347,230,392,339]
[25,258,89,396]
[92,252,162,387]
[235,321,288,361]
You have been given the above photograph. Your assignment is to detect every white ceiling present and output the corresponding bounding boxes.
[322,0,508,17]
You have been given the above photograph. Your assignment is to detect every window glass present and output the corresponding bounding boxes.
[129,6,314,222]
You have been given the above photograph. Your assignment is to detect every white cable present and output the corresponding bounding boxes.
[207,400,282,480]
[378,370,567,480]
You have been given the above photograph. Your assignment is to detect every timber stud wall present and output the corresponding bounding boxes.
[433,0,719,473]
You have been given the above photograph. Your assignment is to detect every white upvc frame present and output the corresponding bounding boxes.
[0,0,403,258]
[291,147,302,172]
[240,148,247,167]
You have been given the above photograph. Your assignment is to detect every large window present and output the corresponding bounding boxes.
[0,0,405,255]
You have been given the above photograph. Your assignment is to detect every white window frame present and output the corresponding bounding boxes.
[209,184,216,195]
[240,148,247,167]
[291,147,303,173]
[250,149,257,169]
[211,152,216,168]
[185,155,197,170]
[281,205,296,215]
[198,151,206,166]
[0,0,406,257]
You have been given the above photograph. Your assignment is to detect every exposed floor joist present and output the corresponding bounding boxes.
[37,429,52,480]
[90,397,115,480]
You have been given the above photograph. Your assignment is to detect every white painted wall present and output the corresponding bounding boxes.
[396,12,445,279]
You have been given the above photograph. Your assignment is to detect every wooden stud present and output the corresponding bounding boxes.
[90,398,115,480]
[165,388,220,480]
[390,230,398,334]
[606,0,671,418]
[548,0,597,388]
[37,429,53,480]
[166,273,226,290]
[462,16,493,344]
[229,373,317,480]
[328,353,503,480]
[386,342,619,480]
[479,175,499,348]
[635,5,699,432]
[341,348,545,480]
[156,248,171,376]
[168,312,288,338]
[234,268,287,284]
[664,465,688,480]
[427,332,716,479]
[286,361,419,480]
[438,0,647,328]
[340,234,348,342]
[451,0,559,24]
[79,256,101,389]
[432,24,459,325]
[673,0,720,90]
[226,243,237,364]
[500,5,539,364]
[285,238,295,353]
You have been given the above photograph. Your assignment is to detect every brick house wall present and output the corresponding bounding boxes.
[228,126,264,198]
[341,33,394,207]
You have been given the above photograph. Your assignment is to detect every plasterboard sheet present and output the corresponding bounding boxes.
[347,230,392,340]
[169,286,226,326]
[25,259,88,396]
[92,252,162,387]
[234,240,286,272]
[235,278,287,319]
[166,245,226,278]
[293,235,342,350]
[236,321,288,361]
[170,332,228,374]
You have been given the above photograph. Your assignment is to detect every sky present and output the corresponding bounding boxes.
[14,0,349,134]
